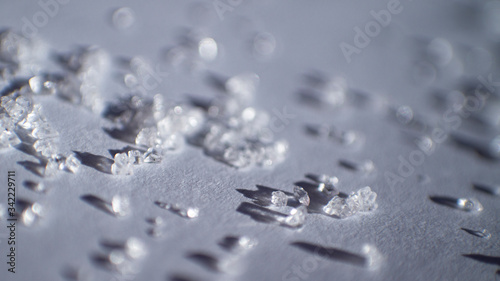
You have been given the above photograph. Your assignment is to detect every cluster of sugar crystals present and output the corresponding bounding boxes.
[323,186,378,218]
[108,73,287,173]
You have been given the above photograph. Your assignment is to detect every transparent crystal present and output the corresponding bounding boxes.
[283,206,307,227]
[225,73,260,102]
[29,76,57,95]
[111,153,133,175]
[223,146,252,168]
[111,195,131,217]
[456,198,484,212]
[2,95,32,122]
[323,196,346,217]
[156,201,199,218]
[0,129,20,149]
[33,138,58,157]
[316,174,339,196]
[18,104,46,130]
[63,153,81,173]
[143,147,163,163]
[356,186,378,212]
[271,191,288,207]
[32,122,59,139]
[253,32,276,58]
[323,77,346,106]
[112,7,136,30]
[362,244,384,269]
[135,127,158,148]
[128,150,144,165]
[293,186,310,206]
[125,237,147,260]
[160,133,184,151]
[198,37,218,61]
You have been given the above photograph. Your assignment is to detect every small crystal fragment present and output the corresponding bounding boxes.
[356,186,378,212]
[283,206,307,227]
[128,150,144,165]
[32,122,59,139]
[456,198,484,212]
[0,129,21,149]
[271,191,287,207]
[323,196,347,217]
[293,186,310,206]
[219,236,258,253]
[135,127,158,148]
[111,195,131,217]
[44,156,60,177]
[252,32,276,58]
[157,201,199,219]
[112,7,136,30]
[63,153,81,173]
[198,37,218,61]
[225,73,260,102]
[29,76,58,95]
[362,244,384,269]
[125,237,147,259]
[316,174,339,196]
[143,147,162,163]
[111,152,133,175]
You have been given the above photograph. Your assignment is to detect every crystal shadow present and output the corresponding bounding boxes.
[236,185,292,207]
[291,242,366,267]
[80,194,114,216]
[74,151,113,174]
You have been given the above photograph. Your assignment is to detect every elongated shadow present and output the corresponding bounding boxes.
[186,252,220,273]
[108,146,144,158]
[74,151,113,174]
[463,254,500,266]
[461,228,490,238]
[236,185,292,206]
[17,160,45,177]
[169,274,198,281]
[90,252,114,272]
[291,242,366,267]
[205,72,227,92]
[429,196,461,209]
[236,202,285,224]
[294,180,346,214]
[297,88,323,107]
[80,194,113,216]
[473,183,500,196]
[103,127,138,144]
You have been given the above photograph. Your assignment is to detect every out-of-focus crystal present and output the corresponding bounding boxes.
[111,152,133,175]
[135,127,158,148]
[283,206,307,227]
[111,195,131,217]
